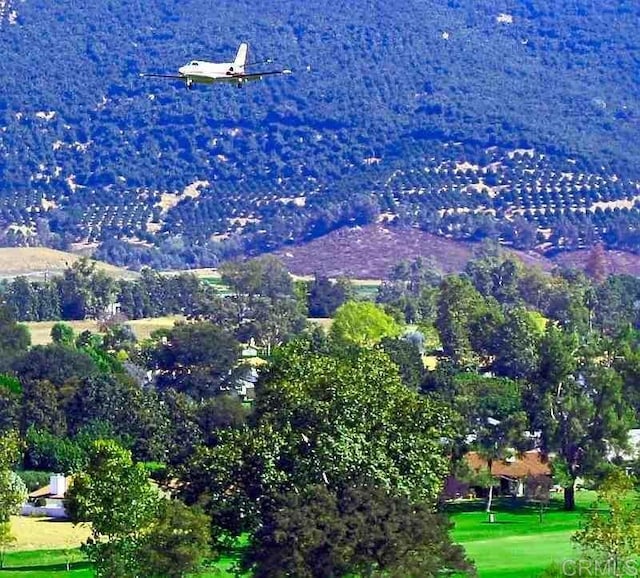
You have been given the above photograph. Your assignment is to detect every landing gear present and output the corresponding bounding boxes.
[186,78,193,90]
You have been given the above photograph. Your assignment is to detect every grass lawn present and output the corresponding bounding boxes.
[449,491,596,578]
[0,549,92,577]
[4,491,599,577]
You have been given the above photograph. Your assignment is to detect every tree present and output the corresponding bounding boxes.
[530,327,634,510]
[307,274,351,317]
[150,322,242,400]
[182,344,459,539]
[435,276,488,368]
[12,344,99,388]
[573,469,640,572]
[241,483,474,578]
[465,254,522,306]
[4,277,39,321]
[24,427,87,473]
[0,306,30,373]
[491,307,543,380]
[138,500,211,578]
[66,440,160,578]
[380,336,425,390]
[21,379,66,436]
[57,258,116,320]
[66,374,170,462]
[329,301,401,347]
[218,257,305,353]
[0,432,27,569]
[0,376,21,434]
[50,322,75,346]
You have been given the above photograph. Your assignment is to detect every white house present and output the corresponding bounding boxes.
[22,473,71,518]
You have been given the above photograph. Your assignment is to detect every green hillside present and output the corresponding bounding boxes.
[0,0,639,267]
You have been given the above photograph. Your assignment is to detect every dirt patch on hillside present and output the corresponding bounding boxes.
[554,249,640,277]
[274,225,554,279]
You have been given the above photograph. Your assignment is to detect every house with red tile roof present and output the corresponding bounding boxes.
[464,449,552,498]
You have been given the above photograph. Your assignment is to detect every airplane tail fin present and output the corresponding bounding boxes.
[234,43,249,70]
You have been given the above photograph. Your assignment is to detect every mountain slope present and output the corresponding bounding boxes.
[0,0,639,266]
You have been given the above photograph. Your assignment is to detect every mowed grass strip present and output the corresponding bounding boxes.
[0,549,92,577]
[449,492,596,578]
[460,532,576,578]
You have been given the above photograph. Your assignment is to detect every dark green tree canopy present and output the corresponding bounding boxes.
[242,483,473,578]
[149,322,242,400]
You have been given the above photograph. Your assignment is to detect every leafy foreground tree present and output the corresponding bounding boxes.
[0,432,27,569]
[182,342,459,541]
[67,440,211,578]
[242,483,474,578]
[573,468,640,573]
[66,440,160,578]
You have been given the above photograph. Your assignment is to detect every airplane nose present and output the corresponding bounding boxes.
[178,66,187,76]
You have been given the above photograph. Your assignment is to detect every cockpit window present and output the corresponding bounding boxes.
[190,61,199,66]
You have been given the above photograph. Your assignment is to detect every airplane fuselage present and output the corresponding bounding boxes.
[178,60,246,85]
[141,43,290,89]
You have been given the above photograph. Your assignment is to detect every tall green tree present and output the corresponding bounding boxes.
[182,344,459,538]
[150,322,242,400]
[0,306,30,373]
[491,307,543,380]
[530,327,634,510]
[220,256,305,352]
[307,274,352,318]
[380,336,425,390]
[465,254,522,306]
[435,276,488,368]
[57,258,116,320]
[0,377,21,434]
[138,500,211,578]
[4,277,39,321]
[66,440,160,578]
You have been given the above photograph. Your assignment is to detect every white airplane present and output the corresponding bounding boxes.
[140,43,291,89]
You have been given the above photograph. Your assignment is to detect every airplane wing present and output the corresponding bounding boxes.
[231,69,292,81]
[139,73,184,80]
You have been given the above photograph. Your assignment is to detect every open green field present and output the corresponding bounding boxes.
[3,492,600,577]
[448,491,596,578]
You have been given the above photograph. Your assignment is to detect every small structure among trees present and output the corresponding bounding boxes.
[465,449,551,499]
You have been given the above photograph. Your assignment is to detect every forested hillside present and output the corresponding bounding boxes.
[1,0,639,268]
